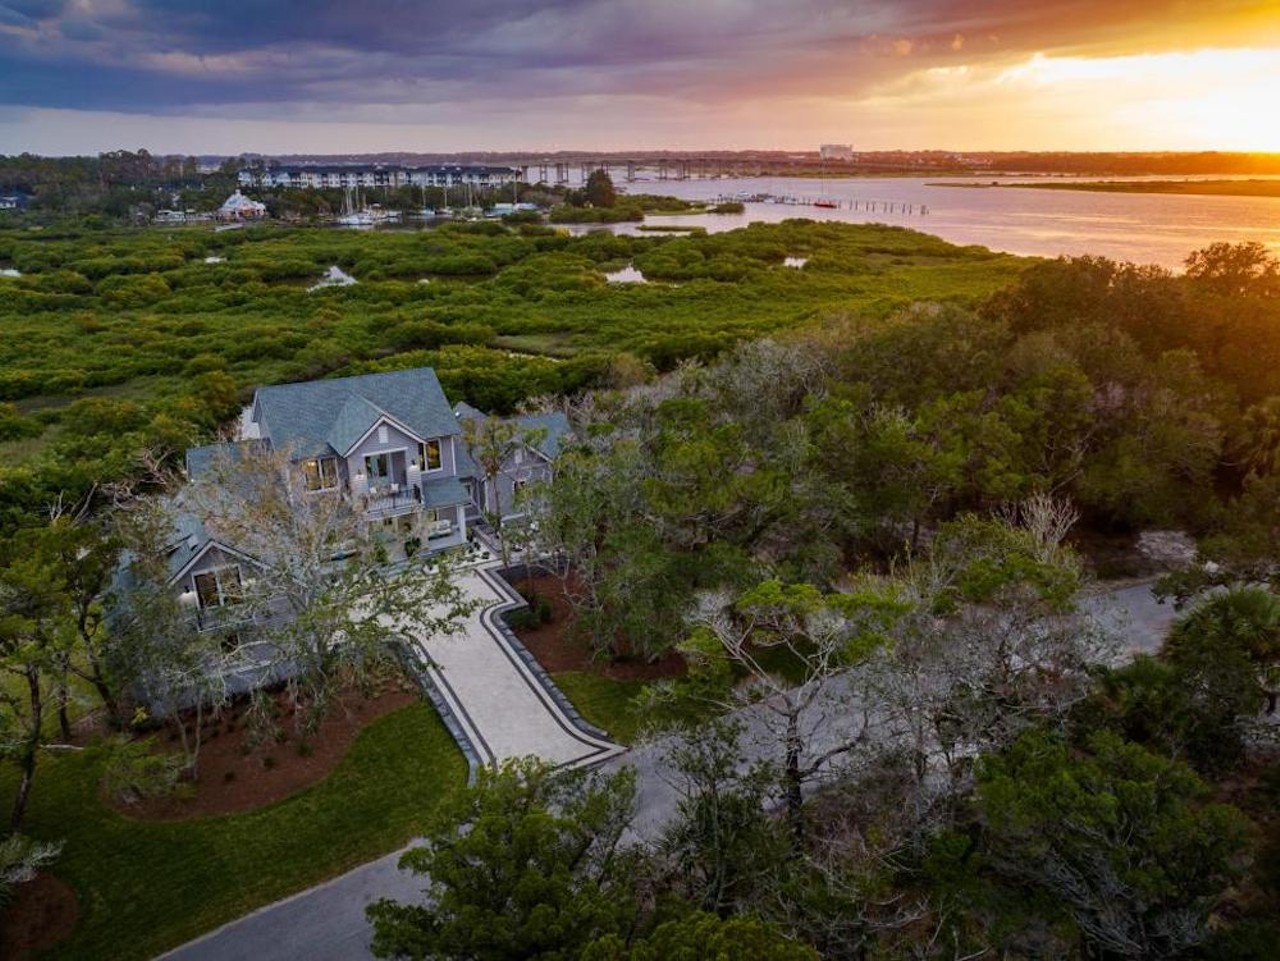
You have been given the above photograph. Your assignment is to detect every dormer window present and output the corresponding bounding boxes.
[303,456,339,491]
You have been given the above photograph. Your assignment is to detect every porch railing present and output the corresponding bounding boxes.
[361,484,422,518]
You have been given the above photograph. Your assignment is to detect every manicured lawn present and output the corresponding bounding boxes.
[5,703,465,961]
[552,671,717,745]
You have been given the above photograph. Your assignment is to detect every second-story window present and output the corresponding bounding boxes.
[421,439,442,471]
[303,456,339,491]
[193,566,243,609]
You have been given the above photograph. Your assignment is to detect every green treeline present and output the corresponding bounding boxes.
[0,219,1022,534]
[534,241,1280,667]
[489,239,1280,960]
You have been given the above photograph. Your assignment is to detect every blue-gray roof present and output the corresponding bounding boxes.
[327,395,390,456]
[515,412,569,460]
[163,507,212,583]
[451,402,569,468]
[186,439,266,481]
[421,476,470,509]
[253,367,460,460]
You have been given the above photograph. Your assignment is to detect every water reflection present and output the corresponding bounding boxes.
[607,177,1280,270]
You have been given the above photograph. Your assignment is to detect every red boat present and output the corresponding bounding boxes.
[813,200,837,209]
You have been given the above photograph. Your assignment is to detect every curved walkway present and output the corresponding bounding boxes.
[405,562,623,773]
[158,561,622,961]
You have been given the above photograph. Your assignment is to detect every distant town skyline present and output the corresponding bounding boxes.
[1,1,1278,156]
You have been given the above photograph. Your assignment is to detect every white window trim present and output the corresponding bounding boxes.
[342,414,422,458]
[302,456,340,493]
[421,438,444,474]
[193,565,243,610]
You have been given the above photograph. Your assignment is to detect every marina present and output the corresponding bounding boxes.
[710,191,929,215]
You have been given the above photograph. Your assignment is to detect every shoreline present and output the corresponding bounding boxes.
[926,178,1280,199]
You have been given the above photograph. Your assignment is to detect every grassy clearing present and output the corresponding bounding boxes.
[6,703,465,961]
[552,672,719,746]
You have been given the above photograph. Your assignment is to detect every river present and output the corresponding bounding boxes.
[597,176,1280,270]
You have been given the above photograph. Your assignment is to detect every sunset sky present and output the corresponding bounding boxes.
[1,0,1279,155]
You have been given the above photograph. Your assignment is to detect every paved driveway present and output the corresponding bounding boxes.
[159,562,623,961]
[158,578,1176,961]
[406,563,623,771]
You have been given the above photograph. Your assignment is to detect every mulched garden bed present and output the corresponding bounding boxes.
[0,871,78,961]
[117,678,420,821]
[509,571,687,681]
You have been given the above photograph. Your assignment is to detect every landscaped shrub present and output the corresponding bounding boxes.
[99,736,185,805]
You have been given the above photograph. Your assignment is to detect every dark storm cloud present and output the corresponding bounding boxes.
[1,0,1277,114]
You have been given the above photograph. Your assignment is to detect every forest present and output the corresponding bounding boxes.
[3,214,1280,959]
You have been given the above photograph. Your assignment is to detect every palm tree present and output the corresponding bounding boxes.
[1237,396,1280,479]
[1168,586,1280,713]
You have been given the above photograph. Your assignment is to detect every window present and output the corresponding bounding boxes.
[303,456,339,492]
[193,566,243,609]
[364,452,390,485]
[421,439,442,471]
[377,425,389,444]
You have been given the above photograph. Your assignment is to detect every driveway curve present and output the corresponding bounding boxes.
[406,562,624,772]
[158,561,623,961]
[159,578,1176,961]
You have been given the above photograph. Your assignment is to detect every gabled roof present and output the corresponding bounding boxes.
[156,491,267,585]
[515,412,570,461]
[451,402,570,471]
[253,367,460,460]
[327,395,391,456]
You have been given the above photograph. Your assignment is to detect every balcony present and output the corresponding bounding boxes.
[361,483,422,519]
[190,596,291,634]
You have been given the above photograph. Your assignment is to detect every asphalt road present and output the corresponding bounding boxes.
[1082,579,1179,656]
[157,580,1176,961]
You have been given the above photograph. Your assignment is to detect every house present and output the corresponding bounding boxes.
[160,492,277,638]
[0,191,31,212]
[217,189,267,221]
[170,368,471,631]
[108,478,292,703]
[453,402,570,523]
[246,367,471,549]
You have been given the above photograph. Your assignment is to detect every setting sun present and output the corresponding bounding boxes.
[1023,48,1280,152]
